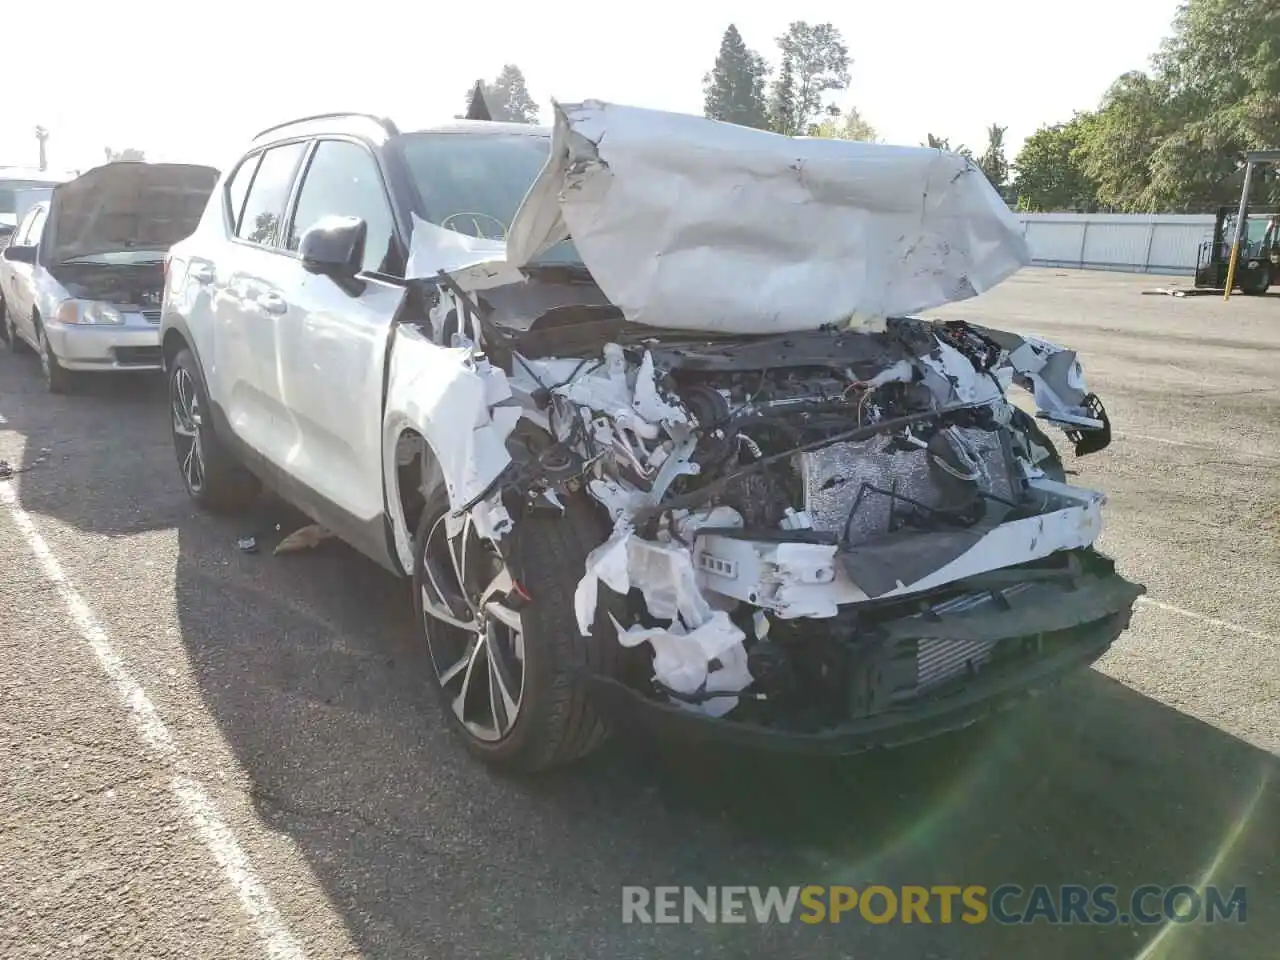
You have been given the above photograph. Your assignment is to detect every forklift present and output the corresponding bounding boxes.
[1194,149,1280,298]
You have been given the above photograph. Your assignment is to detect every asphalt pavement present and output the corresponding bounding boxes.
[1,268,1277,959]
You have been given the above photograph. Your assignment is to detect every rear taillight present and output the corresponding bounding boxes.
[163,253,171,285]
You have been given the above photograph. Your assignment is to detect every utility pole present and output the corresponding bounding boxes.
[34,126,49,171]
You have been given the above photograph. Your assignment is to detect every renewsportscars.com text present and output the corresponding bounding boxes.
[621,884,1247,926]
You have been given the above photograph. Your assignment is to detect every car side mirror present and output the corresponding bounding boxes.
[2,244,36,264]
[298,215,366,280]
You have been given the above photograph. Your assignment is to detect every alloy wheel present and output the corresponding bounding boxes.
[419,512,526,742]
[171,367,206,494]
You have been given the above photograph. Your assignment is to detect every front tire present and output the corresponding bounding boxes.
[169,347,260,511]
[36,322,74,393]
[413,491,619,772]
[1239,262,1273,296]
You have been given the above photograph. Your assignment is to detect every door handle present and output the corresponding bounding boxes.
[259,293,288,315]
[189,263,215,283]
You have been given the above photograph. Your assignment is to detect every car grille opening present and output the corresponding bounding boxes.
[113,346,162,366]
[141,309,161,324]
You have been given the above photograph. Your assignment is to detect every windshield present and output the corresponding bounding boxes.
[1223,214,1277,255]
[396,131,581,265]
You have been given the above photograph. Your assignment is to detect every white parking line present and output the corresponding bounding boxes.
[0,482,307,960]
[1136,596,1278,643]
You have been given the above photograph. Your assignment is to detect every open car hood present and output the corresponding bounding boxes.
[45,162,219,263]
[407,100,1030,333]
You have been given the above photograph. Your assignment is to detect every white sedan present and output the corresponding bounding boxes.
[0,162,217,392]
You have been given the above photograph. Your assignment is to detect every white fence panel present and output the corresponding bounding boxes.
[1016,213,1216,275]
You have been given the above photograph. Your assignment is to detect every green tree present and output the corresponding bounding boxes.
[703,24,770,129]
[1011,117,1101,211]
[978,123,1009,190]
[1075,71,1176,210]
[463,80,492,121]
[462,65,539,123]
[768,54,798,135]
[810,107,878,142]
[1074,0,1280,211]
[772,21,851,135]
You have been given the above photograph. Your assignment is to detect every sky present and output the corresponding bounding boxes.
[2,0,1183,175]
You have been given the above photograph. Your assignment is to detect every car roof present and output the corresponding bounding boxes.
[400,120,552,138]
[251,112,552,148]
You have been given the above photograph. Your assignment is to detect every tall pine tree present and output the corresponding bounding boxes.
[702,25,769,129]
[460,65,539,123]
[768,54,798,135]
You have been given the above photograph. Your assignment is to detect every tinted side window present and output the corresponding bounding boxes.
[225,152,261,234]
[286,139,395,275]
[236,142,306,247]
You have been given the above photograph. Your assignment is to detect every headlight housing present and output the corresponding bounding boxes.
[55,299,126,325]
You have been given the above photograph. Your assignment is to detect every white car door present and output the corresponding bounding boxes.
[270,138,405,561]
[204,141,309,466]
[4,205,47,342]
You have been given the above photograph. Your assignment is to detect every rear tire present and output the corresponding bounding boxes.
[413,490,620,772]
[37,322,74,394]
[169,347,260,512]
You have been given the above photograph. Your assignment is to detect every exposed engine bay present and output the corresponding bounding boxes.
[48,260,165,310]
[390,280,1138,732]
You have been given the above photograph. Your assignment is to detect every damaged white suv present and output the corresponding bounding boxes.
[161,102,1144,771]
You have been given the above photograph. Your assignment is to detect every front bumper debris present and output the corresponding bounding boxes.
[586,558,1144,754]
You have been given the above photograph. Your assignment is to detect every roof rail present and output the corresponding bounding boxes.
[252,112,400,141]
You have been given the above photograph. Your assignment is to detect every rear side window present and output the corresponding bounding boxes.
[285,139,396,275]
[224,153,261,234]
[26,207,47,246]
[236,142,306,247]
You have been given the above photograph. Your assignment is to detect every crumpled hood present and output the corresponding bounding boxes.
[45,162,218,263]
[408,99,1030,334]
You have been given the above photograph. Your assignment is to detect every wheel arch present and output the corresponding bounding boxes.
[386,426,447,574]
[162,327,191,371]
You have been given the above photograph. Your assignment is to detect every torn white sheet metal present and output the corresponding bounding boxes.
[506,100,1030,333]
[919,341,1007,412]
[693,478,1105,609]
[574,523,715,635]
[573,515,756,715]
[612,612,751,718]
[382,325,521,570]
[405,213,525,291]
[1000,336,1101,428]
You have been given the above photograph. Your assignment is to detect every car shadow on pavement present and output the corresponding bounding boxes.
[0,363,175,536]
[167,512,1279,960]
